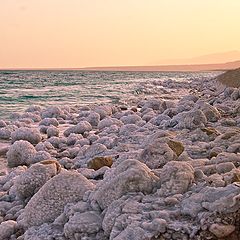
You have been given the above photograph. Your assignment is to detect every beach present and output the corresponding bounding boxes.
[0,71,239,239]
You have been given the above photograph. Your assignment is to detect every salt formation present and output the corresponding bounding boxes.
[0,70,240,239]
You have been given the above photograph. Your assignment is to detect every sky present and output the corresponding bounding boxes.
[0,0,240,69]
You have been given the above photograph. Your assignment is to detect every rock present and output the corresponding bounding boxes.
[120,114,142,125]
[41,106,64,119]
[0,120,7,128]
[209,224,235,238]
[170,109,207,129]
[64,121,92,137]
[64,211,102,238]
[87,156,113,170]
[197,102,221,122]
[91,159,158,209]
[140,139,177,169]
[86,111,100,127]
[31,151,52,164]
[10,161,59,200]
[11,127,42,145]
[39,118,59,127]
[158,161,194,196]
[46,126,59,138]
[7,140,37,167]
[19,171,95,228]
[167,140,184,157]
[0,220,18,239]
[25,105,42,113]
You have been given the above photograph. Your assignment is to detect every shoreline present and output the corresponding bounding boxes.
[0,75,239,239]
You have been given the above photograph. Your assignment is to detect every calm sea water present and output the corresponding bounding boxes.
[0,70,221,118]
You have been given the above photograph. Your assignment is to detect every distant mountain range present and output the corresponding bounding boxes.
[82,60,240,72]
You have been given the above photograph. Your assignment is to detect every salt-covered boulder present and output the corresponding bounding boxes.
[21,112,41,122]
[86,111,100,127]
[140,139,177,169]
[66,133,83,146]
[64,211,103,239]
[31,150,52,164]
[6,140,37,167]
[11,127,42,145]
[91,159,159,209]
[10,161,59,200]
[25,105,42,113]
[169,109,207,129]
[157,161,194,196]
[197,102,221,122]
[64,121,92,137]
[19,171,95,228]
[120,114,142,125]
[41,106,64,119]
[0,127,12,140]
[94,105,112,120]
[0,120,7,128]
[46,126,59,138]
[39,117,59,127]
[0,220,18,239]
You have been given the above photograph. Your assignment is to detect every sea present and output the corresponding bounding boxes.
[0,70,221,119]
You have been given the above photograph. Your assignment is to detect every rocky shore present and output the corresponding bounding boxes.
[0,73,240,240]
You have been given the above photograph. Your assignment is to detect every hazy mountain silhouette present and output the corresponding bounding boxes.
[157,50,240,65]
[83,60,240,72]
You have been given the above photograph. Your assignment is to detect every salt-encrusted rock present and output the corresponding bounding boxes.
[197,101,221,122]
[31,151,52,164]
[67,133,83,146]
[35,141,54,152]
[209,223,235,238]
[141,99,164,111]
[181,184,240,218]
[19,171,95,228]
[46,126,59,138]
[7,140,37,167]
[87,156,113,170]
[0,220,18,239]
[0,128,12,140]
[84,143,108,159]
[64,211,103,238]
[119,124,139,136]
[169,109,207,129]
[11,127,42,145]
[64,121,92,137]
[120,114,142,125]
[91,159,159,209]
[157,161,194,196]
[86,111,100,127]
[21,112,41,122]
[98,118,115,130]
[41,106,64,119]
[39,117,59,127]
[25,105,42,113]
[0,120,7,128]
[94,105,112,119]
[10,161,59,200]
[140,139,177,169]
[149,114,171,126]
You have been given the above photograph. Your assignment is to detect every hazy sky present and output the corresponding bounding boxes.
[1,0,240,68]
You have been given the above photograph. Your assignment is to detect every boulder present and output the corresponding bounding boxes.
[19,171,95,228]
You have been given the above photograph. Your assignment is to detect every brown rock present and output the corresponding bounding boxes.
[40,159,61,174]
[209,223,235,238]
[201,127,221,136]
[167,140,184,157]
[87,156,113,171]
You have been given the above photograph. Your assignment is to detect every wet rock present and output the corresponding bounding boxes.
[19,171,95,228]
[7,140,37,167]
[87,156,113,171]
[11,127,42,145]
